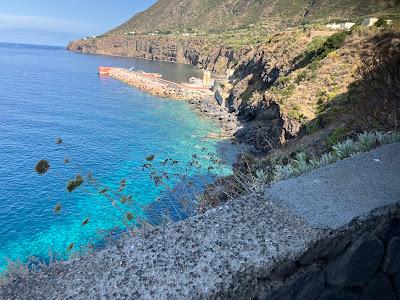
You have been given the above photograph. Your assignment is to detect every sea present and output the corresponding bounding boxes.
[0,43,234,271]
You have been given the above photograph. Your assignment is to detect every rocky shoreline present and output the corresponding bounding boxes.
[188,98,241,139]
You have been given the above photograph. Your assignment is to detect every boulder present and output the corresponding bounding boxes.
[319,288,359,300]
[363,273,396,300]
[326,233,384,287]
[382,236,400,275]
[262,270,324,300]
[393,273,400,298]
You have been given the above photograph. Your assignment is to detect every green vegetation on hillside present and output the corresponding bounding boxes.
[273,131,400,181]
[109,0,400,35]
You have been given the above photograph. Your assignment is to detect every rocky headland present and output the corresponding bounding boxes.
[68,35,245,75]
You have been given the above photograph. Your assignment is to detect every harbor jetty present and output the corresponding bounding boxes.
[102,67,214,101]
[100,67,240,138]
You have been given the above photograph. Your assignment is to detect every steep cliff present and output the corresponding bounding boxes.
[67,34,247,75]
[223,29,400,153]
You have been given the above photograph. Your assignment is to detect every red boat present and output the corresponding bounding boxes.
[98,66,112,75]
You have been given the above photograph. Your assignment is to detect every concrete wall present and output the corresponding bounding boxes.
[259,208,400,300]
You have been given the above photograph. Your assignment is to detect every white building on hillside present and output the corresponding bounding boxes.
[326,22,355,30]
[363,17,379,27]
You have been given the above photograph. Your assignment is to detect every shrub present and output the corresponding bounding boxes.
[306,119,323,134]
[307,36,328,53]
[231,59,240,66]
[375,18,387,28]
[295,70,308,83]
[294,31,349,69]
[314,31,349,61]
[327,127,347,147]
[288,107,308,124]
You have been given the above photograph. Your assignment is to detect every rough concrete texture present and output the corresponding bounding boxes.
[266,143,400,229]
[1,143,400,299]
[0,196,322,299]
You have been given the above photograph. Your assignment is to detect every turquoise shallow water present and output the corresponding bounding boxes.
[0,43,233,271]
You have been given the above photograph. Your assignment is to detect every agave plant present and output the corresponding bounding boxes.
[381,131,400,145]
[355,132,377,152]
[273,164,295,181]
[309,158,321,169]
[255,169,269,184]
[291,152,315,176]
[318,152,337,167]
[272,131,399,183]
[332,139,356,159]
[374,131,386,145]
[390,132,400,143]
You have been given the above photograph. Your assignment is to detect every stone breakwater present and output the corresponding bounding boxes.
[108,68,240,138]
[1,143,399,299]
[108,68,212,101]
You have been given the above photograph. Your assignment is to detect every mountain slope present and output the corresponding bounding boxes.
[68,0,399,72]
[111,0,399,34]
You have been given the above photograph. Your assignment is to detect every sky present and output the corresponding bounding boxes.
[0,0,157,46]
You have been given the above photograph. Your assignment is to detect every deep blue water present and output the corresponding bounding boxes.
[0,43,232,271]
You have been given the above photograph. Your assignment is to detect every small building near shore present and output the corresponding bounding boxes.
[189,77,203,86]
[188,71,215,89]
[203,71,212,88]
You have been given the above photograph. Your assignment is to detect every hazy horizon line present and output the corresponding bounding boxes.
[0,40,66,48]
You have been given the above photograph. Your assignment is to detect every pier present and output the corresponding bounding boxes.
[101,67,214,101]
